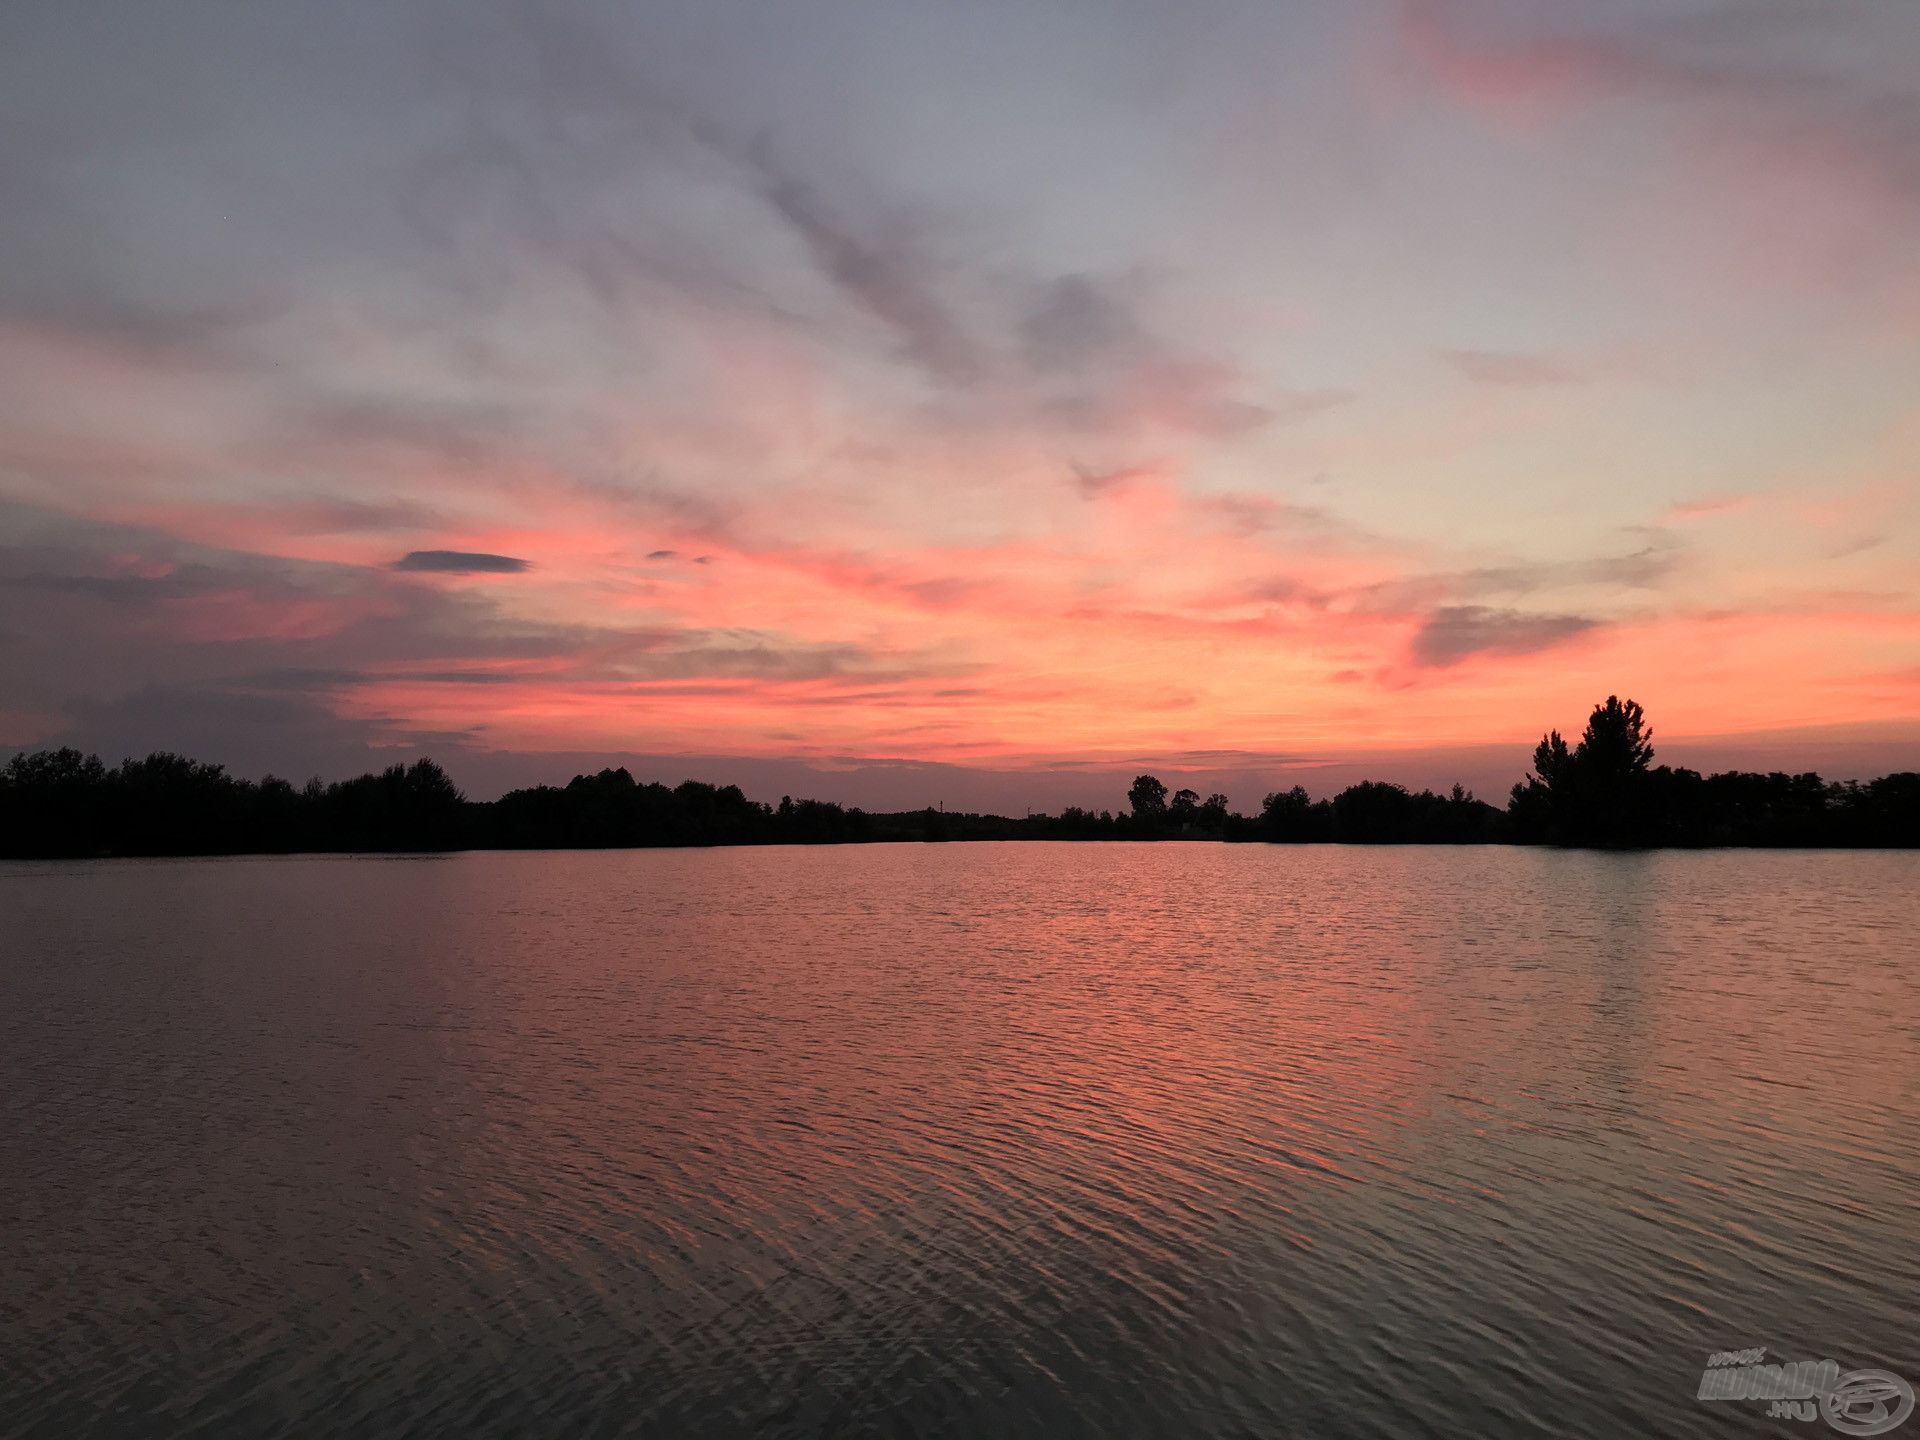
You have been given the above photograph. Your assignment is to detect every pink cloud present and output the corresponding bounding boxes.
[1665,494,1751,521]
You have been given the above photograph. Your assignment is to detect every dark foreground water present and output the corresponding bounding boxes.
[2,845,1916,1439]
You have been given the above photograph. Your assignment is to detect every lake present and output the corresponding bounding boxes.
[2,844,1916,1438]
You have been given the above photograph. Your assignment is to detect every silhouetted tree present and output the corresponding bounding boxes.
[1581,695,1655,774]
[1828,773,1920,846]
[1128,774,1168,821]
[1326,780,1501,843]
[1332,781,1415,842]
[1509,695,1660,845]
[314,758,466,850]
[1,748,112,856]
[1259,785,1329,841]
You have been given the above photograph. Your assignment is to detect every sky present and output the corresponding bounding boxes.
[2,0,1918,809]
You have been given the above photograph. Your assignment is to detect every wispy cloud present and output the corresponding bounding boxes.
[1666,494,1750,521]
[1016,272,1340,438]
[755,166,982,384]
[1391,0,1920,206]
[1441,347,1586,388]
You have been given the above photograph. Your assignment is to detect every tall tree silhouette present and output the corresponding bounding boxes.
[1579,695,1655,778]
[1510,695,1656,845]
[1530,730,1573,790]
[1128,774,1168,821]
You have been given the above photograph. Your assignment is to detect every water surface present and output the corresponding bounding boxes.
[3,845,1916,1437]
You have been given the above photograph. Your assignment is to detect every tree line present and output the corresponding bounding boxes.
[1,696,1914,857]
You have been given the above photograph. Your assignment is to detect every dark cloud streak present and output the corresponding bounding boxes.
[1409,605,1600,667]
[393,550,531,574]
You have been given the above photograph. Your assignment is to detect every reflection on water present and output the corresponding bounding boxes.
[2,845,1916,1438]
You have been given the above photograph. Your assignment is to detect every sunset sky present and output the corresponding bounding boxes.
[3,0,1918,807]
